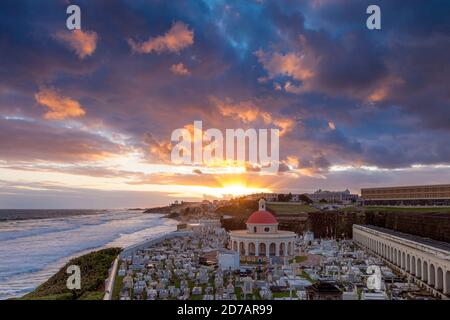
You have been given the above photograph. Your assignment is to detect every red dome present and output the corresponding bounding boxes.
[246,210,278,224]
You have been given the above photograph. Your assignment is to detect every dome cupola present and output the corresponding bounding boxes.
[245,199,278,233]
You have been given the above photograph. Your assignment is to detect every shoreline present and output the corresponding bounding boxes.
[15,229,191,300]
[0,211,179,300]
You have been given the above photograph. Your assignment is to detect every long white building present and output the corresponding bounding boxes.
[353,224,450,298]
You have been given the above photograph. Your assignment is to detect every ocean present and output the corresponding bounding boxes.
[0,209,178,300]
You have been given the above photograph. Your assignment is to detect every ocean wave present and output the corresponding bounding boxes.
[0,211,177,300]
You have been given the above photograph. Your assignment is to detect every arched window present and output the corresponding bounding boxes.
[269,243,276,256]
[249,243,256,256]
[430,264,436,287]
[239,242,246,255]
[259,243,266,256]
[280,243,286,256]
[436,267,443,291]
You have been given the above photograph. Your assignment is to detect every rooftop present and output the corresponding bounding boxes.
[229,229,296,238]
[360,225,450,252]
[246,210,278,225]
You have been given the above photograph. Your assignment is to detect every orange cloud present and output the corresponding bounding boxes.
[144,133,172,162]
[286,155,300,168]
[211,97,295,136]
[367,76,404,102]
[35,88,86,120]
[368,87,388,102]
[255,50,315,82]
[213,97,259,123]
[170,63,191,76]
[129,22,194,54]
[55,30,98,59]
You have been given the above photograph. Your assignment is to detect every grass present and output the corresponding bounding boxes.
[267,202,318,215]
[235,287,242,300]
[20,247,121,300]
[79,291,105,300]
[112,274,124,300]
[300,271,315,283]
[272,291,297,298]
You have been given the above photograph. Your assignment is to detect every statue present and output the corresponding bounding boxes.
[366,265,382,290]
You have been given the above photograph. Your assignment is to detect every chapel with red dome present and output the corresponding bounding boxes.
[229,199,296,259]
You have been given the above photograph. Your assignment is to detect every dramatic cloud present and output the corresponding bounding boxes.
[143,133,172,162]
[129,22,194,54]
[1,0,450,207]
[255,49,315,83]
[55,30,98,59]
[170,63,191,76]
[34,88,86,120]
[211,97,295,136]
[0,118,123,162]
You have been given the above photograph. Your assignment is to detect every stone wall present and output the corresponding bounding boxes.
[221,211,450,243]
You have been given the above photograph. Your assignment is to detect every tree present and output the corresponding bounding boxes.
[299,194,313,204]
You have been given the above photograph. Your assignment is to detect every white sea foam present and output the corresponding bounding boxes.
[0,210,177,300]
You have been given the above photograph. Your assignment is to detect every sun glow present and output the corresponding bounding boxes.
[210,184,270,198]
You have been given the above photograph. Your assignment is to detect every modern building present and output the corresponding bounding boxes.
[228,199,296,258]
[353,224,450,298]
[306,189,359,204]
[361,184,450,206]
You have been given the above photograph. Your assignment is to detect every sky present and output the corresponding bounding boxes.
[1,0,450,209]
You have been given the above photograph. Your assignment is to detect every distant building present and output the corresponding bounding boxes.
[242,193,309,203]
[241,193,278,202]
[361,184,450,206]
[307,189,359,204]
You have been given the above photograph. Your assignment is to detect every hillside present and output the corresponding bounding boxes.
[20,248,121,300]
[266,202,318,215]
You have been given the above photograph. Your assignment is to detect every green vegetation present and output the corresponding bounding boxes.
[235,286,242,300]
[20,247,121,300]
[300,270,315,283]
[112,274,124,300]
[289,256,307,264]
[78,291,105,300]
[215,199,258,217]
[267,202,318,215]
[272,290,297,298]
